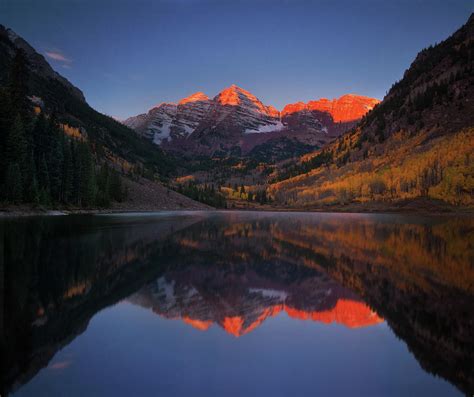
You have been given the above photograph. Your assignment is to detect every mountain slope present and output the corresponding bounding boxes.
[124,92,212,144]
[0,25,172,176]
[270,13,474,209]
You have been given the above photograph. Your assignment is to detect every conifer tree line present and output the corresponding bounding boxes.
[0,50,125,207]
[177,182,226,208]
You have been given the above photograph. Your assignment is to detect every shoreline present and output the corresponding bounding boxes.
[226,196,474,216]
[2,204,473,218]
[0,205,212,218]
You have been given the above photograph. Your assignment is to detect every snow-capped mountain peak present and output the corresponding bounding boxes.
[215,85,278,118]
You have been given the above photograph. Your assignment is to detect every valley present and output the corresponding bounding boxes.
[1,14,473,213]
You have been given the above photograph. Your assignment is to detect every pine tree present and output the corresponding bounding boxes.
[78,143,96,207]
[71,140,81,205]
[32,113,48,165]
[37,154,50,200]
[5,163,23,203]
[48,129,64,202]
[110,171,123,202]
[4,115,27,201]
[8,49,29,117]
[5,115,27,165]
[61,138,73,203]
[96,163,111,207]
[1,49,30,198]
[0,88,11,187]
[24,149,39,203]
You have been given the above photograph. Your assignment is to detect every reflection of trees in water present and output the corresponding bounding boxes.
[192,215,473,294]
[0,214,200,396]
[325,253,473,395]
[0,213,473,395]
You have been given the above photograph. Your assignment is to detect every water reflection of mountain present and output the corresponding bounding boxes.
[131,213,473,394]
[129,263,382,337]
[1,212,473,395]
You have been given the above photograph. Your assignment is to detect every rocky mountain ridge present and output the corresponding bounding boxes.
[124,85,379,156]
[281,94,380,136]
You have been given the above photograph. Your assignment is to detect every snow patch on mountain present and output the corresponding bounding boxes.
[245,121,284,134]
[153,121,172,144]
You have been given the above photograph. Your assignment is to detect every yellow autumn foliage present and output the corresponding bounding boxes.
[271,128,474,207]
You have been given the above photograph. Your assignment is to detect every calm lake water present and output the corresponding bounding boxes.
[1,211,473,396]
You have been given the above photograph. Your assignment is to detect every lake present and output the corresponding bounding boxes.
[1,211,473,396]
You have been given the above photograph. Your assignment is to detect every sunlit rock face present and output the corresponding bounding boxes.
[124,86,378,155]
[281,94,380,137]
[195,85,282,135]
[307,94,380,123]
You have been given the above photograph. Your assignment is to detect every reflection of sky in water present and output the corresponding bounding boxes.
[16,301,460,397]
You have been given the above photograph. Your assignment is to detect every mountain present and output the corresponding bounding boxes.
[124,92,212,144]
[124,85,378,157]
[269,13,474,209]
[181,85,282,155]
[195,84,281,135]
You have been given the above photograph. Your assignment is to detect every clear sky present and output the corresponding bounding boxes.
[1,0,472,119]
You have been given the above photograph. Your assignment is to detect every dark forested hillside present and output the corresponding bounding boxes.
[0,25,172,176]
[0,51,125,207]
[0,25,179,209]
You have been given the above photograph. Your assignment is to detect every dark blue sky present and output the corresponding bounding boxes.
[1,0,472,119]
